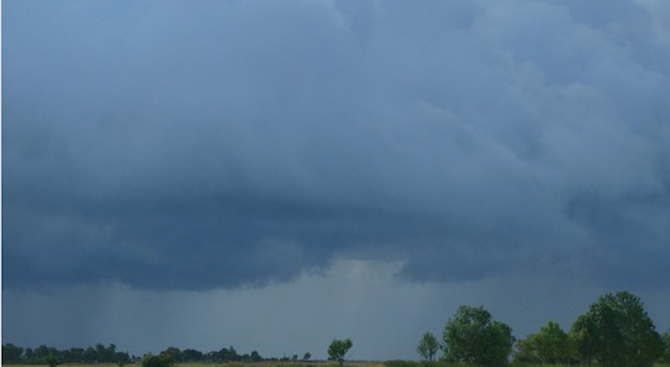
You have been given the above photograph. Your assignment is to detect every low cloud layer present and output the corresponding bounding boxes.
[4,0,670,292]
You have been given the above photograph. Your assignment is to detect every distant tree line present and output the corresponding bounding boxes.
[157,346,312,363]
[2,343,130,365]
[2,343,313,365]
[417,290,670,367]
[5,290,669,367]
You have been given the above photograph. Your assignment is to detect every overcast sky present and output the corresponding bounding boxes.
[3,0,670,361]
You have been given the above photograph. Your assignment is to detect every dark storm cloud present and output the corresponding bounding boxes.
[4,0,670,291]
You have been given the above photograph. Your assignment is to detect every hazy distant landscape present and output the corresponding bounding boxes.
[4,291,670,367]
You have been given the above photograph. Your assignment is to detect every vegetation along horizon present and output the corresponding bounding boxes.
[3,291,670,367]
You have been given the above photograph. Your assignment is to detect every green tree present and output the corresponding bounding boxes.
[95,344,108,362]
[182,349,204,362]
[514,321,573,364]
[442,305,515,367]
[65,347,85,363]
[328,338,352,367]
[417,332,439,361]
[250,350,262,362]
[2,343,23,363]
[513,338,536,364]
[114,351,131,364]
[33,345,52,360]
[23,347,34,361]
[570,291,664,367]
[141,353,173,367]
[217,346,240,362]
[161,347,183,362]
[661,329,670,363]
[82,347,97,363]
[3,344,25,363]
[45,354,60,367]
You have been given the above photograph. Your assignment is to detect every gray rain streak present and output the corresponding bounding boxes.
[4,0,670,291]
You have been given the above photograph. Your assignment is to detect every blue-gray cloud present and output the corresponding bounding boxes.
[4,0,670,291]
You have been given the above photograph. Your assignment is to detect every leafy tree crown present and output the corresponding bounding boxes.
[570,291,664,367]
[417,332,439,361]
[442,305,514,367]
[328,338,352,367]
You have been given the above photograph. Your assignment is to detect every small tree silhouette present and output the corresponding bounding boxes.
[328,338,352,367]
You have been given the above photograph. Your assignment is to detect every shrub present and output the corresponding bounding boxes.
[45,355,59,367]
[141,353,173,367]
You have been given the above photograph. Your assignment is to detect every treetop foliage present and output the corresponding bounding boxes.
[328,338,353,367]
[514,321,573,365]
[141,354,173,367]
[442,305,515,367]
[416,332,439,362]
[1,343,296,365]
[1,343,129,365]
[570,291,664,367]
[662,328,670,363]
